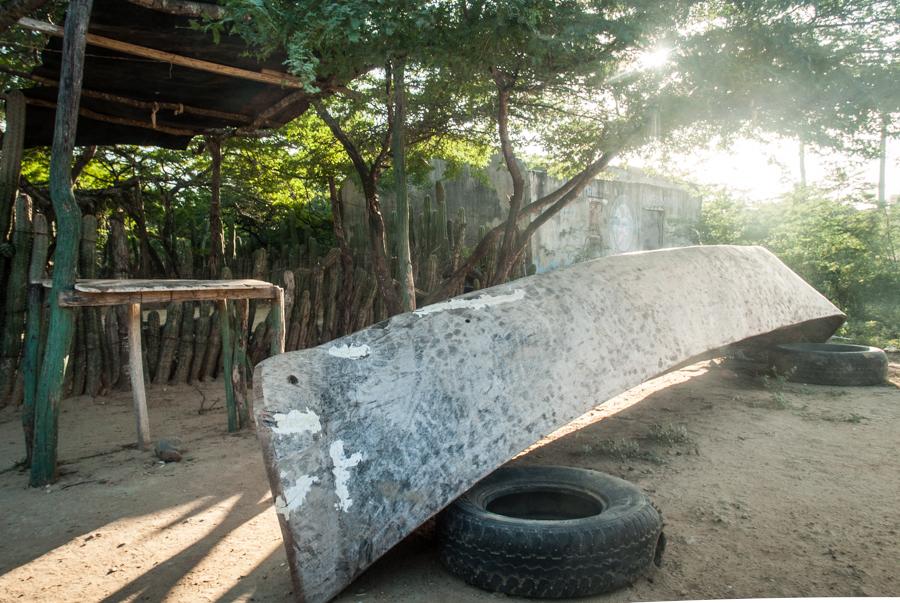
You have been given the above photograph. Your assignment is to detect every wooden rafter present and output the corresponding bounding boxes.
[25,96,198,136]
[124,0,224,19]
[250,89,309,128]
[18,17,305,89]
[0,66,261,125]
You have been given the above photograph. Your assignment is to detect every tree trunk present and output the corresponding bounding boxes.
[491,86,526,286]
[126,185,164,277]
[799,141,807,188]
[391,59,415,312]
[313,100,402,316]
[207,136,224,277]
[361,176,402,316]
[329,178,355,335]
[425,151,616,304]
[30,0,93,487]
[877,116,886,207]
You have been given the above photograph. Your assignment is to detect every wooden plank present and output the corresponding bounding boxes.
[36,278,280,306]
[127,303,151,449]
[38,278,275,292]
[18,17,304,89]
[57,287,279,306]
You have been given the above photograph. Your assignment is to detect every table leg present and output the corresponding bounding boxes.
[270,287,285,355]
[127,303,150,449]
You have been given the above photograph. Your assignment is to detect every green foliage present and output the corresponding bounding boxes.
[699,188,900,348]
[217,0,898,174]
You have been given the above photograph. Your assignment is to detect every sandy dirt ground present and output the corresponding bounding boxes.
[1,356,898,602]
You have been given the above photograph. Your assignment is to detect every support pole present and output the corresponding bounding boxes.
[219,271,236,431]
[21,213,48,465]
[218,299,237,429]
[127,303,151,448]
[30,0,93,487]
[269,287,285,356]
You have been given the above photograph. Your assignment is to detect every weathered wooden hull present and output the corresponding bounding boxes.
[253,245,844,602]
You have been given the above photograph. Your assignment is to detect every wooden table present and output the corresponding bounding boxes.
[37,278,285,448]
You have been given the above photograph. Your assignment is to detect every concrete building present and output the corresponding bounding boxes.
[343,157,701,274]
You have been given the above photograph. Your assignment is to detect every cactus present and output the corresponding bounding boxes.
[0,194,32,406]
[200,306,221,381]
[153,302,182,385]
[294,289,311,350]
[171,301,195,384]
[145,310,161,381]
[190,302,211,383]
[80,215,103,397]
[0,91,26,247]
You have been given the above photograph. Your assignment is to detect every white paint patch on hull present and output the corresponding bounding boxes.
[275,473,319,517]
[327,344,372,359]
[413,289,525,316]
[329,440,366,512]
[271,408,322,436]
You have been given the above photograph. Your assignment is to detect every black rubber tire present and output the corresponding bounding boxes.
[770,342,888,386]
[436,465,665,598]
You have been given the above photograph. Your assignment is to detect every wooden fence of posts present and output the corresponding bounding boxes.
[0,181,528,408]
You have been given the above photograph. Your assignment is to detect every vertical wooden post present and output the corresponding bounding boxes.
[269,287,285,355]
[127,302,150,449]
[30,0,93,487]
[232,299,250,427]
[21,213,48,466]
[219,267,237,430]
[207,136,224,278]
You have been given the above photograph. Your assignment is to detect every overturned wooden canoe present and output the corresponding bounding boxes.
[253,245,844,602]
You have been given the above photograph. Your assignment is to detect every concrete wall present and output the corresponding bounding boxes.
[342,158,701,274]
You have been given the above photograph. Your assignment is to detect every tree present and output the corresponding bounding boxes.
[698,186,899,347]
[219,0,896,309]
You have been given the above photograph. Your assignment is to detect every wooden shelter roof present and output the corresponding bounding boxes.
[17,0,335,149]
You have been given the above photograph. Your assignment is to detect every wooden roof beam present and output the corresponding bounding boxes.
[25,96,277,140]
[124,0,224,19]
[1,66,264,124]
[25,96,199,137]
[18,17,305,89]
